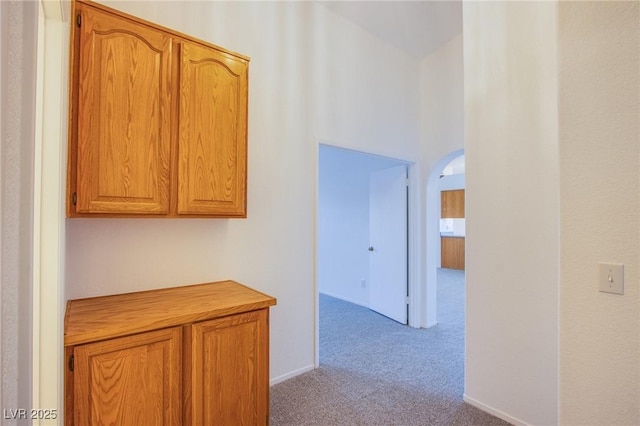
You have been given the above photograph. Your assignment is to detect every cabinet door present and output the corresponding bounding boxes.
[74,327,182,426]
[191,310,269,425]
[441,237,465,270]
[74,4,172,214]
[177,41,248,216]
[441,189,465,218]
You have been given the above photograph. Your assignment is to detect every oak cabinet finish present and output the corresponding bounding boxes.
[191,311,268,425]
[441,189,465,218]
[441,236,465,270]
[440,189,465,269]
[74,327,182,426]
[67,1,249,218]
[178,41,248,215]
[64,281,276,426]
[72,4,172,214]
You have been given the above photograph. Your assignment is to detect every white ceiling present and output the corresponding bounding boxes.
[318,1,462,60]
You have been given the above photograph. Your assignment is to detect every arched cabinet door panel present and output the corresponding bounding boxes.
[73,3,172,214]
[178,41,248,217]
[67,0,249,218]
[73,327,182,426]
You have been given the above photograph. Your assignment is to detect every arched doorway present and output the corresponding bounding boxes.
[424,149,464,327]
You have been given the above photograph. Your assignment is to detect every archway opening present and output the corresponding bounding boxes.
[424,149,465,327]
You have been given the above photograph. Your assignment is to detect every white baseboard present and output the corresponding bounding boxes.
[425,320,438,328]
[319,291,368,308]
[270,364,315,386]
[463,394,531,426]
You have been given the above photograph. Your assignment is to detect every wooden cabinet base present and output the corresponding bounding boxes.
[191,311,269,425]
[64,281,276,426]
[441,237,465,270]
[73,328,182,426]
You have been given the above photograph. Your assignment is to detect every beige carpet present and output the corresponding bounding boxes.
[269,268,512,425]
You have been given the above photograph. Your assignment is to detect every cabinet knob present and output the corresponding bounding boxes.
[368,246,374,252]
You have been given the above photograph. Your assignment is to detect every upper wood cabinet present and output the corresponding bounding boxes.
[67,1,249,218]
[177,42,247,215]
[441,189,465,218]
[72,4,172,215]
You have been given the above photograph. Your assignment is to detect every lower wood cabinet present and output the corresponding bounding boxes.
[191,311,269,425]
[64,281,276,426]
[73,327,183,425]
[441,236,465,270]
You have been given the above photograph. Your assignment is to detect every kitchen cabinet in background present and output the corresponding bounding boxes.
[441,189,465,218]
[441,236,465,270]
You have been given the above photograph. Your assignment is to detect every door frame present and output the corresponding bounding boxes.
[32,0,69,418]
[314,141,420,368]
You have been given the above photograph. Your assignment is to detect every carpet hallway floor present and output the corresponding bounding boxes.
[270,268,512,426]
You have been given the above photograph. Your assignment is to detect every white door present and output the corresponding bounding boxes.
[369,165,408,324]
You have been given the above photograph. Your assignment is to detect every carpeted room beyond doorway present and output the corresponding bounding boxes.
[269,269,511,425]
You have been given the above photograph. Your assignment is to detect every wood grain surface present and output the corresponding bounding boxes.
[441,189,465,218]
[67,0,249,218]
[74,327,182,426]
[65,280,276,346]
[441,236,465,270]
[75,2,172,214]
[191,310,269,425]
[177,40,248,216]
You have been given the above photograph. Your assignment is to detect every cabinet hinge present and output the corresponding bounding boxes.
[76,14,81,28]
[72,192,77,206]
[68,355,74,372]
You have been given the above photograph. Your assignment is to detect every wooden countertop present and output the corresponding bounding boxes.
[64,280,276,346]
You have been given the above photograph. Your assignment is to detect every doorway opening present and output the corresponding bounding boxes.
[425,149,465,327]
[316,144,413,366]
[436,155,465,332]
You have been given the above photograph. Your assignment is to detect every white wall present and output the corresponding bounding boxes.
[442,154,465,176]
[420,34,464,174]
[438,173,465,191]
[419,34,464,327]
[318,145,403,306]
[464,2,640,424]
[1,0,38,416]
[64,1,421,384]
[463,2,559,425]
[559,2,639,424]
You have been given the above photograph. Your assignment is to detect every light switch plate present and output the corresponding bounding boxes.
[599,263,624,295]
